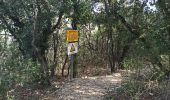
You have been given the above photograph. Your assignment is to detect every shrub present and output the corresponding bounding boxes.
[0,42,42,99]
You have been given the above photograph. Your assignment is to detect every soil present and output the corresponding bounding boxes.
[49,73,122,100]
[10,73,122,100]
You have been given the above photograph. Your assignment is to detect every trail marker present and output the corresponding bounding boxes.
[68,42,78,55]
[66,30,78,42]
[66,29,78,81]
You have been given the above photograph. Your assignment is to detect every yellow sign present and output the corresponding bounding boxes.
[66,30,78,42]
[70,44,75,52]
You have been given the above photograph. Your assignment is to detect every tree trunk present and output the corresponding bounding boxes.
[36,50,51,86]
[107,30,117,73]
[32,1,51,86]
[61,55,68,76]
[50,31,59,77]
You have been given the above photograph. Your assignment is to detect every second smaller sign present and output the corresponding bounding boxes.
[68,42,78,55]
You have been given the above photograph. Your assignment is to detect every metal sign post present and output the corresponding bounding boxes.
[66,30,78,81]
[69,54,74,81]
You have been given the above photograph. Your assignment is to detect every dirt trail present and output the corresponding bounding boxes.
[45,73,122,100]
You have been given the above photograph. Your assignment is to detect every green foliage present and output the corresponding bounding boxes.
[123,58,143,70]
[76,0,93,24]
[0,0,169,99]
[116,80,146,100]
[115,71,169,100]
[0,37,43,99]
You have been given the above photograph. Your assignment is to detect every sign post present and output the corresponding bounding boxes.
[66,30,78,81]
[70,54,74,81]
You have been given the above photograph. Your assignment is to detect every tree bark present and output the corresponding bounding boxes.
[32,0,51,85]
[50,31,59,77]
[61,55,68,76]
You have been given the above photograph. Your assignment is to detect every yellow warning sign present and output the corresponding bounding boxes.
[66,30,78,42]
[70,44,75,52]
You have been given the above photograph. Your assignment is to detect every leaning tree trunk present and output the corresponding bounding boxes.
[50,31,59,77]
[107,22,118,73]
[32,0,51,86]
[38,50,50,85]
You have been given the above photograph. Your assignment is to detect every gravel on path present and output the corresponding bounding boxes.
[45,73,122,100]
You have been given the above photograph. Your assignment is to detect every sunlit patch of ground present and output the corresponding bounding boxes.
[9,72,124,100]
[45,73,122,100]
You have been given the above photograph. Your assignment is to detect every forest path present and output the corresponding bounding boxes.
[45,73,122,100]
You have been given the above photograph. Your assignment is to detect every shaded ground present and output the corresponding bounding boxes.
[47,73,122,100]
[9,73,123,100]
[10,70,168,100]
